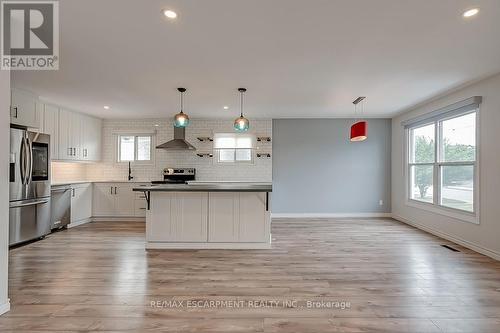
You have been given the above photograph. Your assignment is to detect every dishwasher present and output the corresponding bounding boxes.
[50,185,71,230]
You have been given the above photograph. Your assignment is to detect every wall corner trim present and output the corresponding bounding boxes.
[271,213,392,219]
[0,299,10,316]
[392,214,500,261]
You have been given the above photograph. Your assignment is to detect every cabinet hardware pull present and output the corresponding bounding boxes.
[110,186,113,194]
[114,187,117,194]
[12,107,18,118]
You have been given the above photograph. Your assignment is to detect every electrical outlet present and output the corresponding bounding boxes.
[379,200,383,206]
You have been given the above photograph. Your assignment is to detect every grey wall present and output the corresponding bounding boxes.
[272,119,391,214]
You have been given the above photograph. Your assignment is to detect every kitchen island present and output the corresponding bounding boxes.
[133,183,272,249]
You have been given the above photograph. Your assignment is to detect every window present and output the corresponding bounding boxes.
[117,135,153,163]
[213,133,255,163]
[407,108,477,217]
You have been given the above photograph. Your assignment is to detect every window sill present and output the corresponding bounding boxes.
[405,199,479,225]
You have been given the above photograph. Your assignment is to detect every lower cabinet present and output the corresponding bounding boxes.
[93,183,147,217]
[147,191,269,244]
[208,192,268,243]
[70,183,92,225]
[148,192,208,242]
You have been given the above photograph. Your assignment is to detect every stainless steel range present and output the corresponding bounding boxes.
[151,168,195,184]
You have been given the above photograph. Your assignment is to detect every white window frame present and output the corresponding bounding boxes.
[116,134,155,164]
[213,133,255,164]
[404,99,480,224]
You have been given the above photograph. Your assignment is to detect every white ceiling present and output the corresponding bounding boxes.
[12,0,500,119]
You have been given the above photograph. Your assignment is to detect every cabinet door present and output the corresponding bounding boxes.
[11,89,38,128]
[70,112,82,159]
[92,184,115,216]
[239,193,268,242]
[58,109,73,160]
[81,116,102,161]
[148,193,176,241]
[43,104,59,160]
[114,184,136,217]
[208,193,239,242]
[71,184,92,222]
[174,193,208,242]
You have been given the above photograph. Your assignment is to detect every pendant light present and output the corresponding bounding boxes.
[234,88,250,132]
[173,87,190,128]
[350,96,367,142]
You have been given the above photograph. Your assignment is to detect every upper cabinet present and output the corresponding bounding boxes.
[58,108,101,161]
[10,88,38,128]
[11,88,102,162]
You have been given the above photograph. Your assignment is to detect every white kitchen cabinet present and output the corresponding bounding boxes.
[239,193,268,242]
[175,193,208,242]
[10,88,38,128]
[70,183,92,224]
[208,192,269,243]
[148,192,208,242]
[148,192,176,241]
[58,108,81,160]
[92,183,116,216]
[114,184,136,217]
[93,183,146,217]
[58,108,102,161]
[42,104,59,160]
[81,115,102,161]
[208,192,239,242]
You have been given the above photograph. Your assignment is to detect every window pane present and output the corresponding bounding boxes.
[410,124,435,163]
[137,136,151,161]
[214,137,236,149]
[441,112,476,162]
[120,136,135,161]
[410,165,434,203]
[219,149,235,162]
[235,136,253,148]
[440,165,474,212]
[236,149,252,161]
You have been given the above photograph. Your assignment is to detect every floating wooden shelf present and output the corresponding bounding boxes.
[256,153,271,158]
[196,153,213,158]
[257,137,271,142]
[197,137,213,142]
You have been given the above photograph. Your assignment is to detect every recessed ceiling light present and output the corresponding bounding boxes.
[163,9,177,19]
[223,106,229,110]
[103,105,110,110]
[154,124,160,127]
[463,8,479,18]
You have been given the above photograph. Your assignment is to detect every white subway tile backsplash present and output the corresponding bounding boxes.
[82,118,272,182]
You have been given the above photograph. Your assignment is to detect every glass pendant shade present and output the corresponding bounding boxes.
[234,116,250,132]
[174,111,189,128]
[173,87,189,128]
[350,121,367,142]
[234,88,249,132]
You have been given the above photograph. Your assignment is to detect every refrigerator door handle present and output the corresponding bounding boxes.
[19,137,27,185]
[10,199,49,209]
[26,137,33,184]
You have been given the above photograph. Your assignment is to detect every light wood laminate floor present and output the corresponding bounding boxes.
[1,219,500,332]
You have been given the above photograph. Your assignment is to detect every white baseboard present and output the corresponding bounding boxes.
[67,218,92,228]
[271,213,392,219]
[0,299,10,316]
[91,217,145,222]
[392,214,500,261]
[146,242,271,250]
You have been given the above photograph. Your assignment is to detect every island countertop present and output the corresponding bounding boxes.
[133,182,272,192]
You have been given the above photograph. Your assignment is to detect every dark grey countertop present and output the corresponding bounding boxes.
[133,183,272,192]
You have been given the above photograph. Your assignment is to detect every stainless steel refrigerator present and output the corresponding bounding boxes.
[9,127,51,246]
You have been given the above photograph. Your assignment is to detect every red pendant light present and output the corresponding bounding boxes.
[350,96,367,142]
[350,121,367,141]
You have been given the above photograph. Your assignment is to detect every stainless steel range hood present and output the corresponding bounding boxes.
[156,127,196,150]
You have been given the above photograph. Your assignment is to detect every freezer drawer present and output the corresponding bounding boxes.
[9,198,51,246]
